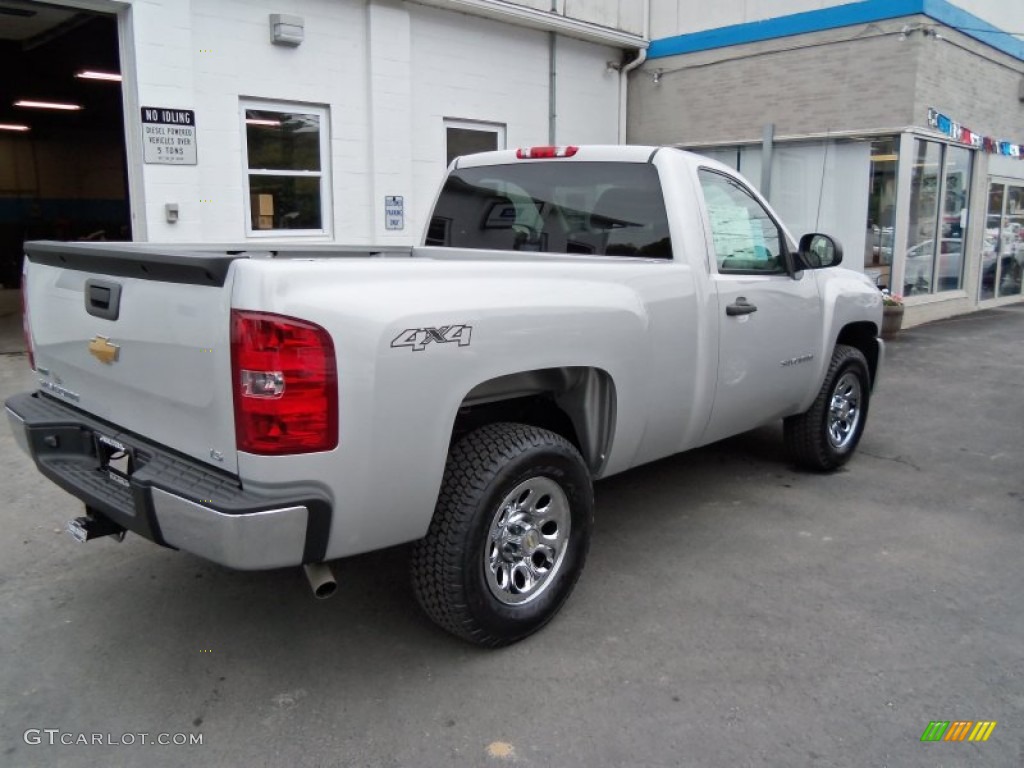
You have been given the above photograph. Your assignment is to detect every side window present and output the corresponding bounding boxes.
[445,119,505,165]
[698,169,785,274]
[241,101,330,236]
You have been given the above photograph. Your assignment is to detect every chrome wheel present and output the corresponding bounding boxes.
[485,476,571,605]
[828,371,862,451]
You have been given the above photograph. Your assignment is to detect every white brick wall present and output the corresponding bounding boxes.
[554,36,622,145]
[651,0,850,37]
[118,0,622,244]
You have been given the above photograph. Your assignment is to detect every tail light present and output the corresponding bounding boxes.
[230,310,338,455]
[516,146,578,159]
[21,276,34,371]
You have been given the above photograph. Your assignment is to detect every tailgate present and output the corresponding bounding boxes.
[24,242,243,474]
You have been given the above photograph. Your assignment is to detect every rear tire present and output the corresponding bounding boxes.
[411,423,593,647]
[785,344,871,471]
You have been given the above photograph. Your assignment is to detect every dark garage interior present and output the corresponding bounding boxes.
[0,1,129,287]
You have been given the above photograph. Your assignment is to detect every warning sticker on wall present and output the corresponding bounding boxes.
[141,106,197,165]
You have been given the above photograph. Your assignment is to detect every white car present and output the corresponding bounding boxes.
[903,238,964,293]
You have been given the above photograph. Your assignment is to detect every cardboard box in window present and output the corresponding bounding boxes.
[251,194,275,229]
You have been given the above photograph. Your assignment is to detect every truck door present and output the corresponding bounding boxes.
[697,168,824,445]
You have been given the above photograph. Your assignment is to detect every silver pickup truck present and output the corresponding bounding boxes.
[7,145,883,646]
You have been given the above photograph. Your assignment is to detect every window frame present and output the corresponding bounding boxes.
[240,99,332,238]
[697,167,792,276]
[981,178,1024,301]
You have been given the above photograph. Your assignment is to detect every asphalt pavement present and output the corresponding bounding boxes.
[1,302,1022,768]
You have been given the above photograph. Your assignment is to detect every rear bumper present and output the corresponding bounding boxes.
[5,391,331,570]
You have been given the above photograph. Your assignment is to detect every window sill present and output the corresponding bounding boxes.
[903,290,969,307]
[245,231,332,240]
[977,293,1024,307]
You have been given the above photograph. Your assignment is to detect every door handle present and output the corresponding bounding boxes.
[726,297,758,316]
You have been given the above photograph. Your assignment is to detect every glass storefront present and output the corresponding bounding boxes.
[699,132,998,313]
[940,146,972,291]
[904,139,971,296]
[982,181,1024,299]
[905,140,942,295]
[864,138,899,289]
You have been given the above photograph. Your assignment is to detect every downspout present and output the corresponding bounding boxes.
[549,30,557,143]
[618,0,649,144]
[549,0,558,144]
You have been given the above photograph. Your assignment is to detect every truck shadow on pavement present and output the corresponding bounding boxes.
[0,418,890,746]
[35,423,798,658]
[62,422,798,649]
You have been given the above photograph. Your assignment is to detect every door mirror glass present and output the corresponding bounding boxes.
[798,233,843,269]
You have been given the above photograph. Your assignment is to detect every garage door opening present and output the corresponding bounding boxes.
[0,1,129,287]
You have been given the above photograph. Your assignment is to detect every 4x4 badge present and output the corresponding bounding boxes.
[88,336,120,364]
[391,325,472,352]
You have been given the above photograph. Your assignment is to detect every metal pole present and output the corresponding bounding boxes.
[761,123,775,198]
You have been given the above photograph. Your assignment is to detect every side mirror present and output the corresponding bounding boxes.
[796,233,843,270]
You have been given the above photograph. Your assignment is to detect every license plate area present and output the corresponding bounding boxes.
[94,433,135,488]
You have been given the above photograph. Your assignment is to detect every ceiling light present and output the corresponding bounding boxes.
[14,100,83,111]
[0,123,30,132]
[246,118,281,127]
[76,70,122,82]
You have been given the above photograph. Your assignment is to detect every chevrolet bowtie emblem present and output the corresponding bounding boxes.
[88,336,120,364]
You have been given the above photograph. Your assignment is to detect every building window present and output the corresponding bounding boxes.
[982,182,1024,300]
[903,139,972,296]
[904,139,943,295]
[241,102,330,236]
[865,137,899,290]
[444,119,505,166]
[938,145,972,291]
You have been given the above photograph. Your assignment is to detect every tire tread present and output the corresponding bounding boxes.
[784,344,870,471]
[410,422,589,646]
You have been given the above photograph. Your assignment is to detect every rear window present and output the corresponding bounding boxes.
[426,162,672,258]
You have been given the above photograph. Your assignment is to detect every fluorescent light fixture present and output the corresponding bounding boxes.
[0,123,30,132]
[14,100,83,111]
[76,70,122,82]
[246,118,281,127]
[870,154,899,162]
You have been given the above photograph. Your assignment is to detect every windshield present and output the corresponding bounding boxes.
[426,161,672,258]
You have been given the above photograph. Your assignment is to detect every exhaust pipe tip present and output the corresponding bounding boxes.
[313,580,337,600]
[303,562,337,600]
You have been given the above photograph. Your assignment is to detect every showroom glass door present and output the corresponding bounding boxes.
[904,139,973,296]
[981,182,1024,300]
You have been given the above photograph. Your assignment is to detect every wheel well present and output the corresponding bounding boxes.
[836,322,880,384]
[452,367,616,474]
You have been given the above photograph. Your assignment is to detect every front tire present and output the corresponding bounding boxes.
[785,344,871,471]
[411,423,593,647]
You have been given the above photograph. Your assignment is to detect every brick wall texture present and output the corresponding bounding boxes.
[629,16,1024,145]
